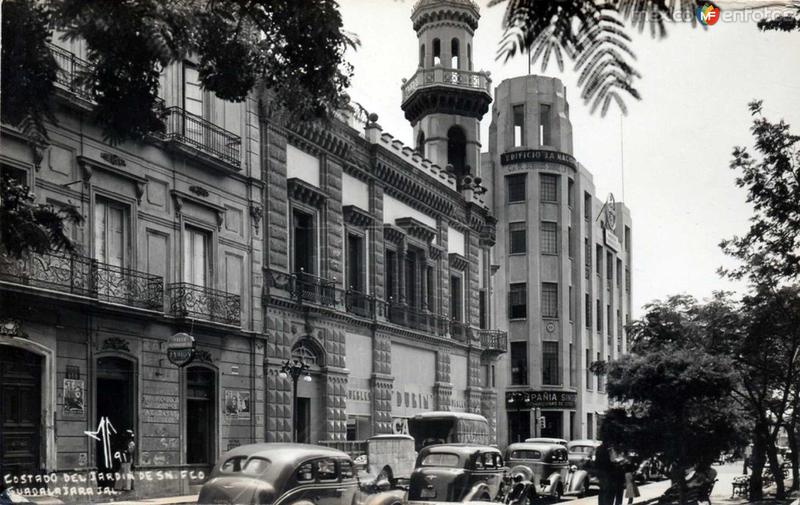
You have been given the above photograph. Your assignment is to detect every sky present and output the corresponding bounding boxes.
[337,0,800,316]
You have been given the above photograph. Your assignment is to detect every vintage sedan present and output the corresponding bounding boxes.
[567,439,601,485]
[524,437,568,447]
[407,444,506,503]
[506,442,591,499]
[197,443,404,505]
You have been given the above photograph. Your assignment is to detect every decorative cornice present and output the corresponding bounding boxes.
[288,120,351,159]
[343,205,374,228]
[171,189,225,228]
[383,224,407,245]
[449,252,469,271]
[429,243,445,260]
[287,178,327,208]
[78,155,147,202]
[395,217,437,244]
[373,154,454,216]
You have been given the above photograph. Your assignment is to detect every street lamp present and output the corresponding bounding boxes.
[279,358,312,442]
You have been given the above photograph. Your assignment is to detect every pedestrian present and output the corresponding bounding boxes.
[609,449,627,505]
[624,464,640,505]
[594,443,614,505]
[114,429,136,492]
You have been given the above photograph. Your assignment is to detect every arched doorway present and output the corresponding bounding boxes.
[291,340,324,444]
[0,346,42,476]
[95,356,136,471]
[447,126,467,177]
[186,366,216,465]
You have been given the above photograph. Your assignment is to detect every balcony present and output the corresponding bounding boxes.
[477,329,508,354]
[265,269,377,318]
[48,43,93,102]
[294,271,337,307]
[344,289,374,318]
[400,67,492,123]
[385,301,448,337]
[161,106,241,169]
[167,282,241,326]
[0,250,163,310]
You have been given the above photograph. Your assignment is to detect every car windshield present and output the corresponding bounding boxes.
[421,453,460,467]
[242,457,271,475]
[570,446,595,454]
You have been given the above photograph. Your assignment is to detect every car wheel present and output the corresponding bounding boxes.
[554,483,563,501]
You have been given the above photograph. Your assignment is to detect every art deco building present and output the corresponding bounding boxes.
[482,75,634,444]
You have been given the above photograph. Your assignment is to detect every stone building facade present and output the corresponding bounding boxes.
[0,34,265,497]
[483,75,634,445]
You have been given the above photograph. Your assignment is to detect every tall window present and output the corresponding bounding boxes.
[509,222,527,254]
[597,352,603,391]
[616,259,622,287]
[541,222,558,254]
[509,283,527,319]
[567,179,575,208]
[95,198,129,268]
[416,130,425,156]
[432,38,441,65]
[539,104,552,145]
[569,286,574,321]
[507,174,527,203]
[426,266,435,312]
[568,227,574,258]
[347,233,365,292]
[293,209,316,274]
[479,290,487,329]
[510,341,528,385]
[626,267,631,293]
[450,275,463,322]
[585,294,592,329]
[419,44,425,67]
[183,226,210,287]
[450,38,460,69]
[542,341,559,385]
[467,43,472,70]
[584,238,591,269]
[585,349,592,389]
[595,244,603,275]
[447,126,467,177]
[607,304,613,337]
[606,252,614,283]
[540,174,558,202]
[405,250,419,308]
[542,283,558,318]
[596,299,602,332]
[385,249,397,301]
[625,226,632,252]
[584,192,592,221]
[513,104,525,147]
[569,344,577,387]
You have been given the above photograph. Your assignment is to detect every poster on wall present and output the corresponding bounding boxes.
[63,378,85,414]
[224,390,251,420]
[237,392,251,420]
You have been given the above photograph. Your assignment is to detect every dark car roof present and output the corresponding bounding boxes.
[421,444,501,456]
[210,443,351,481]
[507,442,566,453]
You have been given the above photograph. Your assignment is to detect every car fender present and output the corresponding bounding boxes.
[543,471,562,494]
[462,482,493,502]
[362,489,406,505]
[567,470,589,493]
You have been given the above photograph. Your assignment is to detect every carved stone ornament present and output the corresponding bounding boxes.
[101,337,131,352]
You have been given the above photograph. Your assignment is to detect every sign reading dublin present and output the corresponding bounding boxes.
[500,149,577,171]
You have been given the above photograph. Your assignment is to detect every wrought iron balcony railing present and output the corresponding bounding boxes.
[294,271,337,306]
[401,67,491,103]
[0,250,163,310]
[161,106,241,168]
[344,289,373,318]
[477,329,508,353]
[384,301,448,337]
[48,43,94,101]
[265,269,377,318]
[167,282,241,326]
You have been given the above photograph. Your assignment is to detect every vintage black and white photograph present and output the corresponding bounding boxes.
[1,0,799,504]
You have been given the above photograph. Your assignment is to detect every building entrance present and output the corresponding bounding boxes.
[96,356,135,471]
[186,367,215,464]
[0,346,42,477]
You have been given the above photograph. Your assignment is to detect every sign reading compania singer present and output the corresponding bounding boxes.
[500,149,577,171]
[505,390,577,410]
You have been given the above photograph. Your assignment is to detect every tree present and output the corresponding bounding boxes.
[2,0,357,144]
[758,2,800,32]
[0,175,82,259]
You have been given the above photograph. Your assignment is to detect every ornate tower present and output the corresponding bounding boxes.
[401,0,492,190]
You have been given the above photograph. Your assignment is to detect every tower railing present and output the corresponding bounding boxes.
[401,67,491,103]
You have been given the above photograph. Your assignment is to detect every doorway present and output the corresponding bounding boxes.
[296,397,311,443]
[96,356,135,471]
[186,367,215,464]
[0,346,42,477]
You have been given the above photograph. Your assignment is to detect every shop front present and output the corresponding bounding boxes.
[505,390,577,441]
[391,343,435,433]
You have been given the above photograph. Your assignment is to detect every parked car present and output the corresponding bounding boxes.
[407,444,506,503]
[566,439,601,486]
[635,454,669,483]
[506,442,591,499]
[197,443,405,505]
[524,437,568,447]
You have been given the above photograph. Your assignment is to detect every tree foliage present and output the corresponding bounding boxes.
[0,176,83,259]
[720,101,800,286]
[2,0,357,144]
[758,2,800,32]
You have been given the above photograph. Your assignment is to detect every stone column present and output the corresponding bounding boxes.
[372,334,394,434]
